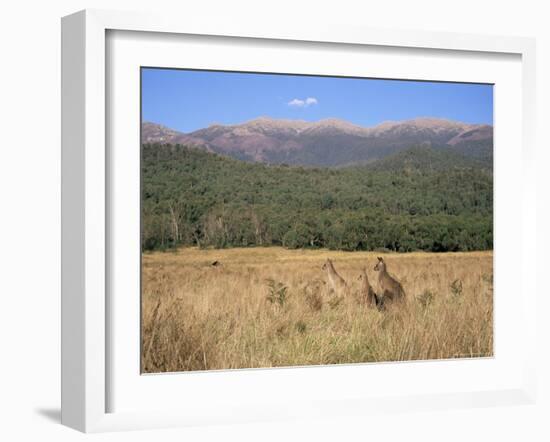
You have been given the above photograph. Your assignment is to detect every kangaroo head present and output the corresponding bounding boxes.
[321,258,332,271]
[373,257,385,272]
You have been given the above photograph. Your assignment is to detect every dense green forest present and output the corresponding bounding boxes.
[142,144,493,252]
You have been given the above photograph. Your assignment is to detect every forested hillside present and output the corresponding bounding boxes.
[142,144,493,252]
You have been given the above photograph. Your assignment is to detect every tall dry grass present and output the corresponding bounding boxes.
[141,247,493,373]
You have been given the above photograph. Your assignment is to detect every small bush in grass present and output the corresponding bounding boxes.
[265,278,289,307]
[482,273,493,297]
[482,273,493,285]
[328,295,344,309]
[450,279,463,297]
[417,290,434,308]
[305,290,323,312]
[295,320,307,334]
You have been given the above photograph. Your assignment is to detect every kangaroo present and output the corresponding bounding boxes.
[321,258,347,296]
[357,267,379,309]
[373,257,406,305]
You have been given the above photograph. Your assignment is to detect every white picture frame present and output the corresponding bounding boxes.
[61,9,537,433]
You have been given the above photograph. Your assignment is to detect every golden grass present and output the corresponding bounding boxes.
[141,247,493,373]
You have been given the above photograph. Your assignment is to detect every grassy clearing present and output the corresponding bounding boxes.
[141,247,493,373]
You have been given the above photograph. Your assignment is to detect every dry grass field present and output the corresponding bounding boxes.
[141,247,493,373]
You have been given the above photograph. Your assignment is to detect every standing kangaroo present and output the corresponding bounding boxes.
[358,267,381,309]
[322,258,347,296]
[373,257,406,304]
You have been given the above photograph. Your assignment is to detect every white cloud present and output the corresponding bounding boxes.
[288,97,318,108]
[288,98,305,107]
[305,97,318,106]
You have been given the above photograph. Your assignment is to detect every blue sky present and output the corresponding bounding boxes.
[141,68,493,133]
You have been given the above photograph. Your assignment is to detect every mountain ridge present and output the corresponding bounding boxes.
[142,116,493,167]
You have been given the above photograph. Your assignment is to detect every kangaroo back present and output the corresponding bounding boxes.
[329,261,347,286]
[359,268,377,308]
[323,259,347,295]
[375,258,406,302]
[380,271,405,301]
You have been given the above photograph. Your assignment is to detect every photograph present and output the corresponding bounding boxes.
[140,68,494,373]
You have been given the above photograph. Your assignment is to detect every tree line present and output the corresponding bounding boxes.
[142,144,493,252]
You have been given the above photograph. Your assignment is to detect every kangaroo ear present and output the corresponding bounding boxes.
[377,257,383,261]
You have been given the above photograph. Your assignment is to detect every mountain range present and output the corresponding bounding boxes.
[142,117,493,168]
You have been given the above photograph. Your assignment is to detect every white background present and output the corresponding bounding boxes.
[0,1,548,441]
[109,30,524,415]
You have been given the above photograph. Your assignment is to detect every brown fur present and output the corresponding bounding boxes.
[321,258,348,296]
[358,267,378,309]
[373,257,406,305]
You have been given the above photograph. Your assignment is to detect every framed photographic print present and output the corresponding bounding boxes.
[139,68,495,374]
[61,9,537,432]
